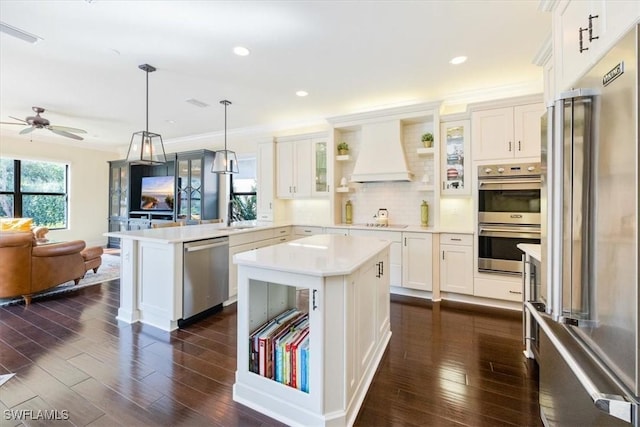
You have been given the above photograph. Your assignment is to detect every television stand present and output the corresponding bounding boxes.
[129,211,175,221]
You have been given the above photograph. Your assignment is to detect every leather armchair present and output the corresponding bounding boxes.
[0,231,87,304]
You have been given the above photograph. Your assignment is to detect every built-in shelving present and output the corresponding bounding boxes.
[417,185,434,191]
[416,147,435,156]
[336,187,353,193]
[336,154,351,161]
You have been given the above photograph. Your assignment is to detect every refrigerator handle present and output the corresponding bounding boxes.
[525,302,634,424]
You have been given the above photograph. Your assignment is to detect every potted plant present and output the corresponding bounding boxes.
[421,133,434,148]
[337,142,349,155]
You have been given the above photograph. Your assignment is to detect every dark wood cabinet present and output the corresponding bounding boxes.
[176,150,219,224]
[107,151,218,248]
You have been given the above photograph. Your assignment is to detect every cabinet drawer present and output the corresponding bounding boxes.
[474,277,523,302]
[271,226,291,238]
[440,233,472,246]
[293,226,323,236]
[229,229,273,247]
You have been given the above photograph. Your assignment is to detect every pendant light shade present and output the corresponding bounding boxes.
[212,100,239,174]
[126,64,167,165]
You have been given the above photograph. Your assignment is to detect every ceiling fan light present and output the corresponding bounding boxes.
[127,64,166,165]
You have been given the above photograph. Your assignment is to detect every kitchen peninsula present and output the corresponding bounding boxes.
[233,234,391,427]
[105,222,279,331]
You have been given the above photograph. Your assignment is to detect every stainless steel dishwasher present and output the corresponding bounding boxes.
[180,237,229,327]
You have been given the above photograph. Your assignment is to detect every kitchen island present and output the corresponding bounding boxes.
[104,221,282,331]
[233,234,391,427]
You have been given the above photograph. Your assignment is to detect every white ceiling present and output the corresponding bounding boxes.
[0,1,551,151]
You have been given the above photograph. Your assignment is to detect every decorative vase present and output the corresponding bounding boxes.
[420,200,429,226]
[338,149,349,155]
[423,140,433,148]
[345,200,353,224]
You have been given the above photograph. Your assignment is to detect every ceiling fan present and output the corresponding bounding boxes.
[0,106,87,140]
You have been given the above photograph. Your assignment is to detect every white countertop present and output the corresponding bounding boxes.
[104,221,474,244]
[234,234,391,277]
[104,221,279,243]
[517,243,541,262]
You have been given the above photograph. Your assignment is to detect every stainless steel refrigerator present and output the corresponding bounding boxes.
[528,25,640,425]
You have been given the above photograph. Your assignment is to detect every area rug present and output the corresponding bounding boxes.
[0,253,120,307]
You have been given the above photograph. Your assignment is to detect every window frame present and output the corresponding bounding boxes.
[0,158,69,229]
[229,156,257,222]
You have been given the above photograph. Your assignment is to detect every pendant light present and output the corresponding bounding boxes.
[211,99,239,174]
[126,64,167,165]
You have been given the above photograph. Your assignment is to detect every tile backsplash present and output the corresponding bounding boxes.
[336,122,437,226]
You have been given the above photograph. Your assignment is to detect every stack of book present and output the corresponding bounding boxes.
[249,308,310,393]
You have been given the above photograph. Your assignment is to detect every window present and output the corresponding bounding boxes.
[0,158,69,229]
[230,157,256,222]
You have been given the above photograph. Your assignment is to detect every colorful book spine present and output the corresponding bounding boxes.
[300,337,310,393]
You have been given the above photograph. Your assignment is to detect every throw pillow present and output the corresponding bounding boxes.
[0,218,33,231]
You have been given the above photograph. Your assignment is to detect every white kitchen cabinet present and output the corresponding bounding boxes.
[228,227,291,301]
[440,119,471,195]
[440,233,473,295]
[292,225,324,239]
[553,0,640,92]
[257,141,275,221]
[472,103,545,161]
[474,276,522,302]
[349,229,402,287]
[323,227,349,236]
[275,134,329,199]
[312,139,330,197]
[233,236,391,426]
[401,232,433,291]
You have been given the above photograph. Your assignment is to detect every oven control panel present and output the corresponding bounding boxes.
[479,163,540,178]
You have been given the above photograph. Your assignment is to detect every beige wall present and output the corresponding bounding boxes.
[0,135,120,247]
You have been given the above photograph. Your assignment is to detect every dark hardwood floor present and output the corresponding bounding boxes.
[0,278,541,426]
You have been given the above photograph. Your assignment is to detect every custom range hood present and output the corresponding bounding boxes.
[351,120,413,182]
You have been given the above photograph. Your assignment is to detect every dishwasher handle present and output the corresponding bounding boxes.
[185,240,229,252]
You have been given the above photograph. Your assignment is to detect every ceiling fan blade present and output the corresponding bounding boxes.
[48,128,84,140]
[9,116,27,123]
[0,121,26,125]
[48,124,87,134]
[19,127,36,135]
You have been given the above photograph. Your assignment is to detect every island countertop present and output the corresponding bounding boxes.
[233,233,391,277]
[517,243,541,262]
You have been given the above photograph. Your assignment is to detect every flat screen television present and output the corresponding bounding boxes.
[140,176,175,211]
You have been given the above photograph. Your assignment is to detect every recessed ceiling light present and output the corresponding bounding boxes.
[233,46,250,56]
[296,90,309,97]
[450,56,467,65]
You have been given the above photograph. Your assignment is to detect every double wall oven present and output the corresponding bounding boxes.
[477,162,541,275]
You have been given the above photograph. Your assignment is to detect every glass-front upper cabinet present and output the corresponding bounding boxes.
[312,139,329,196]
[441,120,471,195]
[177,158,201,221]
[108,160,129,217]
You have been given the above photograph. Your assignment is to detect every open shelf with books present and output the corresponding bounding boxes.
[233,234,392,427]
[249,307,310,393]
